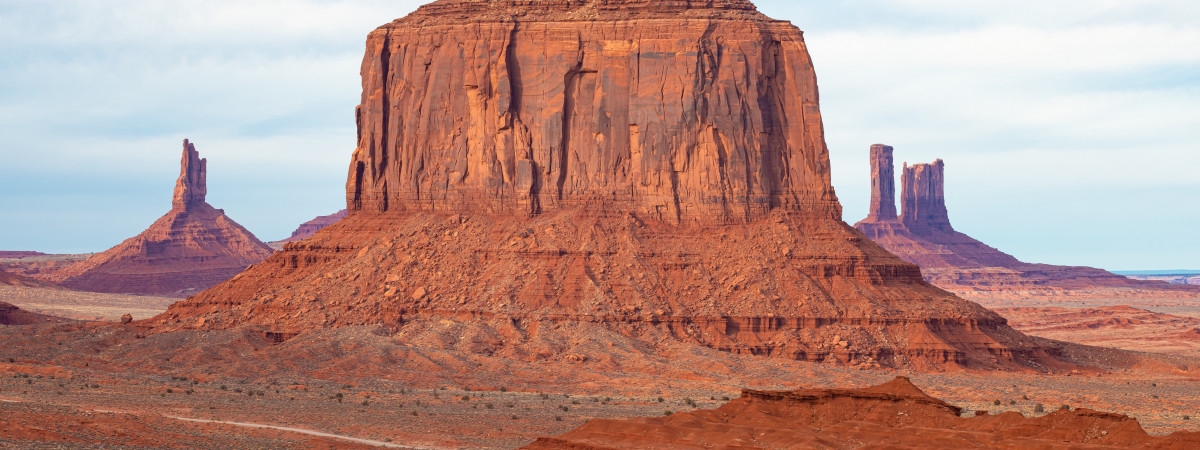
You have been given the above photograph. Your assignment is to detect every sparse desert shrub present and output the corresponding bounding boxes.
[685,398,697,407]
[559,405,569,412]
[511,415,518,420]
[362,400,369,406]
[220,385,227,391]
[1034,404,1045,413]
[539,393,549,400]
[1183,415,1190,421]
[722,396,730,401]
[499,386,507,392]
[234,388,243,393]
[1010,400,1017,405]
[461,395,471,401]
[411,411,418,416]
[485,403,494,409]
[571,400,580,405]
[657,396,664,403]
[166,388,173,394]
[555,416,563,422]
[1060,405,1070,411]
[663,411,673,416]
[993,400,1001,406]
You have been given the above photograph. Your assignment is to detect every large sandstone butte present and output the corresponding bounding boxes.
[527,377,1200,449]
[854,145,1200,297]
[50,140,274,297]
[161,0,1075,371]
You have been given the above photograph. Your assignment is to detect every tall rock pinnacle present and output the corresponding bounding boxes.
[866,144,898,221]
[173,139,207,211]
[900,159,952,235]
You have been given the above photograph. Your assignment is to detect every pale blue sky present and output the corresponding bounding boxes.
[1,0,1197,270]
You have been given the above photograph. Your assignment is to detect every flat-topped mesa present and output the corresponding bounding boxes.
[900,160,952,235]
[394,0,764,24]
[866,144,898,221]
[348,0,840,224]
[172,139,207,212]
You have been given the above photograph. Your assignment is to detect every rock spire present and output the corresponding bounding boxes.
[866,144,898,221]
[173,139,208,211]
[900,159,952,235]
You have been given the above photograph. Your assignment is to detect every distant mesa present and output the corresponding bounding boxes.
[853,144,1200,297]
[0,269,59,289]
[47,140,274,297]
[156,0,1080,372]
[526,376,1200,449]
[273,209,348,247]
[0,251,47,259]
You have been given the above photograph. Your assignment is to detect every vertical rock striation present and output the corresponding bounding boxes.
[172,139,207,211]
[345,0,839,224]
[51,140,274,297]
[900,160,951,235]
[866,144,897,221]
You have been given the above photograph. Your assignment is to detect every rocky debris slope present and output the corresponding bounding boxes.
[160,0,1078,371]
[276,210,347,245]
[526,376,1200,449]
[854,145,1200,298]
[50,140,274,297]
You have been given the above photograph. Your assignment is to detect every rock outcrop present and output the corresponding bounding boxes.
[526,377,1200,449]
[50,140,275,297]
[0,301,69,326]
[276,210,348,244]
[159,0,1078,371]
[854,145,1200,297]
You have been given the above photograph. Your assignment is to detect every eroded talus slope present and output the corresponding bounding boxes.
[160,0,1075,371]
[526,377,1200,449]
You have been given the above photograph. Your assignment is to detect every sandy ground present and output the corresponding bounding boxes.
[0,286,174,321]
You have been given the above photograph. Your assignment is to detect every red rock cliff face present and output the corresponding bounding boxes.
[900,159,952,235]
[51,140,274,297]
[162,1,1080,372]
[866,144,897,221]
[347,0,838,224]
[278,210,348,244]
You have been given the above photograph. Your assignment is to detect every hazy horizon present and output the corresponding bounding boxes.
[1,0,1197,271]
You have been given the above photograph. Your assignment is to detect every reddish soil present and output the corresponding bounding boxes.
[997,306,1200,358]
[528,377,1200,449]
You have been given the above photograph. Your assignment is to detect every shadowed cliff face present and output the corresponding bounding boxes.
[346,0,839,224]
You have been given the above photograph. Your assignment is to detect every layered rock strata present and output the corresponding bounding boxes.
[526,377,1200,449]
[277,210,348,244]
[51,140,274,297]
[854,146,1200,296]
[162,0,1077,371]
[0,301,68,326]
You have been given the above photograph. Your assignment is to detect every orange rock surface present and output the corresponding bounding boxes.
[50,140,274,297]
[158,0,1077,372]
[854,145,1200,299]
[527,376,1200,449]
[0,269,57,289]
